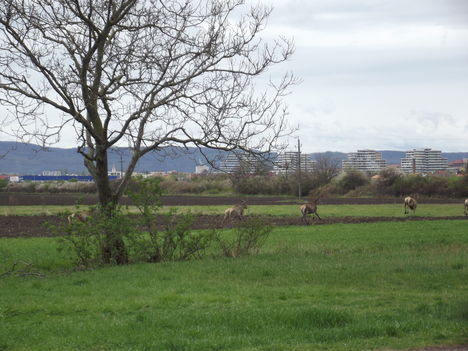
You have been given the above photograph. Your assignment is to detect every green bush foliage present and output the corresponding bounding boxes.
[56,206,132,267]
[337,170,370,194]
[127,176,216,262]
[231,172,325,196]
[0,178,8,190]
[4,168,466,199]
[158,173,232,194]
[217,217,272,258]
[376,170,468,198]
[54,176,272,268]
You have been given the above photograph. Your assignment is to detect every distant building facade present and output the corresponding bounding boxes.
[195,165,210,174]
[400,148,448,174]
[42,170,62,176]
[218,152,272,174]
[342,149,386,173]
[108,164,123,178]
[273,152,316,175]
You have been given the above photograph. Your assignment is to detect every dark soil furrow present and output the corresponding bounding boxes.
[0,214,466,238]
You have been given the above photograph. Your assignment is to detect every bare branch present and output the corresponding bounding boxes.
[0,0,297,207]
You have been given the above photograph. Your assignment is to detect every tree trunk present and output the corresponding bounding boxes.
[94,147,129,265]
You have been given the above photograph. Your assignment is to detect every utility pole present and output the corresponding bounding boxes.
[120,152,124,179]
[297,138,302,198]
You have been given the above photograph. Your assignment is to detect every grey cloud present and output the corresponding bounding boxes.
[287,46,468,88]
[301,102,335,117]
[271,0,468,30]
[409,110,455,128]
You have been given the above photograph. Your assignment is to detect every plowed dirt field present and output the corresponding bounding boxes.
[1,193,466,238]
[1,214,466,238]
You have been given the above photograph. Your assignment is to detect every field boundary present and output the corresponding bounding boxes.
[0,192,466,206]
[1,214,466,238]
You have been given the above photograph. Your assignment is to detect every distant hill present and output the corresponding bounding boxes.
[0,141,467,174]
[0,141,226,174]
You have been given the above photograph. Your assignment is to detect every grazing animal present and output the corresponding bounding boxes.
[464,199,468,216]
[67,209,93,224]
[223,201,247,222]
[300,199,321,224]
[404,196,417,215]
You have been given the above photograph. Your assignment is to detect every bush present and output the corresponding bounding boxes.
[231,172,325,196]
[217,217,272,258]
[0,178,8,190]
[337,170,369,194]
[422,176,449,197]
[127,176,217,262]
[157,173,232,194]
[376,168,402,195]
[54,175,273,268]
[55,206,132,267]
[448,176,468,198]
[6,181,36,192]
[6,180,97,193]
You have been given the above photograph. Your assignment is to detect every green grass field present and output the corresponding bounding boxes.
[0,203,466,217]
[1,220,467,351]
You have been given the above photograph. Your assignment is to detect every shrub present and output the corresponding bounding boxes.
[422,176,449,197]
[55,206,132,267]
[376,168,402,195]
[138,210,216,262]
[6,181,36,192]
[0,178,8,190]
[447,176,468,198]
[393,174,427,197]
[231,173,324,196]
[127,176,217,262]
[54,175,273,268]
[217,217,272,258]
[157,173,232,194]
[337,170,369,194]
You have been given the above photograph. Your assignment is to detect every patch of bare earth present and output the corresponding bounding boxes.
[0,192,465,206]
[0,214,466,238]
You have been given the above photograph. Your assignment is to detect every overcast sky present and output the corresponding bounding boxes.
[1,0,467,153]
[264,0,468,152]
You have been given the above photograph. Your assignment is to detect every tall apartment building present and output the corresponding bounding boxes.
[273,151,316,175]
[342,149,386,173]
[218,152,271,174]
[400,148,448,174]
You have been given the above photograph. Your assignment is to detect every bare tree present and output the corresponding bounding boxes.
[313,153,341,186]
[0,0,295,263]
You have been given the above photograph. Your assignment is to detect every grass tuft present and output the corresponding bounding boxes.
[280,307,352,329]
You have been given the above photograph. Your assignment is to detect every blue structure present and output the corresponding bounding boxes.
[20,175,118,182]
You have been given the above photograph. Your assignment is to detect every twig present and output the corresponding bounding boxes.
[0,260,45,278]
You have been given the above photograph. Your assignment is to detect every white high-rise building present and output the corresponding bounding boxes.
[219,152,271,174]
[273,152,316,175]
[400,148,448,174]
[342,150,386,173]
